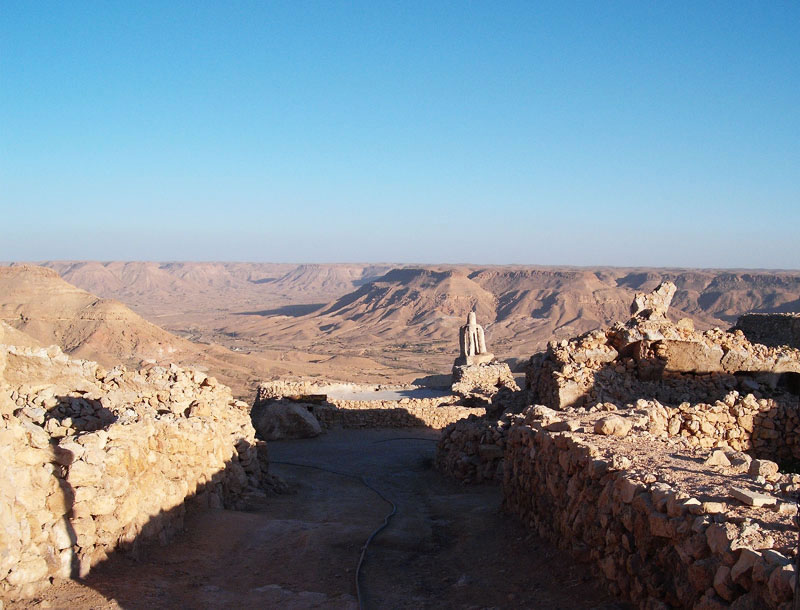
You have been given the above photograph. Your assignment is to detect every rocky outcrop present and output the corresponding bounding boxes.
[0,344,269,600]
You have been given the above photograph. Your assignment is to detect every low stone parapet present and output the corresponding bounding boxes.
[436,413,521,483]
[313,396,483,429]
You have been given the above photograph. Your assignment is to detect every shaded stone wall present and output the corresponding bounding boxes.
[734,313,800,350]
[435,413,521,483]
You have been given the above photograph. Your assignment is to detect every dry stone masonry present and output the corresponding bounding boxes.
[526,282,800,410]
[0,344,270,600]
[253,380,483,435]
[734,313,800,350]
[436,284,800,608]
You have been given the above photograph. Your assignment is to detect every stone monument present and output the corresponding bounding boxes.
[455,311,495,366]
[451,311,519,399]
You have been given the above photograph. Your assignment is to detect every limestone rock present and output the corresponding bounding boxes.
[730,487,777,508]
[748,459,779,479]
[630,281,677,319]
[593,415,632,437]
[704,450,731,468]
[251,401,322,440]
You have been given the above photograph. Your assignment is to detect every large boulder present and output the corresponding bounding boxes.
[251,401,322,440]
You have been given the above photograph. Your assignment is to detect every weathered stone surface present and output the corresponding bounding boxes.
[705,450,731,467]
[730,487,777,508]
[630,281,676,319]
[748,459,779,479]
[593,415,631,437]
[455,312,494,367]
[451,362,519,398]
[656,340,725,374]
[251,402,322,440]
[767,564,795,603]
[731,548,760,583]
[733,313,800,350]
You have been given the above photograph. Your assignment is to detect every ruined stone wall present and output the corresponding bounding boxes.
[438,390,800,484]
[313,396,484,430]
[734,313,800,350]
[643,391,800,463]
[0,346,266,600]
[256,379,328,401]
[502,425,796,608]
[435,413,521,483]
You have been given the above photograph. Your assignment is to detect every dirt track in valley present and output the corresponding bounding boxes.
[14,429,626,609]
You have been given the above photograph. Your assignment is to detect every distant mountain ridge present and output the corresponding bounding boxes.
[6,261,800,383]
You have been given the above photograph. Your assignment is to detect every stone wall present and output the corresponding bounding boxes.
[255,379,329,401]
[313,396,484,430]
[0,345,267,600]
[502,424,797,608]
[734,313,800,350]
[255,380,484,431]
[435,412,522,483]
[526,283,800,411]
[643,391,800,463]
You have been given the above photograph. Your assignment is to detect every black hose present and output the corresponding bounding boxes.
[270,460,397,610]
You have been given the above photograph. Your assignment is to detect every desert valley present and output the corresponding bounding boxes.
[2,261,800,608]
[4,261,799,395]
[3,3,798,608]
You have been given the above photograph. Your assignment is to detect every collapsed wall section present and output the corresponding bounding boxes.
[0,345,267,600]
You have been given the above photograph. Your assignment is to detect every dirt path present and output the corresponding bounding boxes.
[13,429,625,609]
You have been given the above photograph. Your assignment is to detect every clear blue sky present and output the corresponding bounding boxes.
[1,1,798,268]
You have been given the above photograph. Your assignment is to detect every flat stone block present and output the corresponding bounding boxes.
[730,487,777,508]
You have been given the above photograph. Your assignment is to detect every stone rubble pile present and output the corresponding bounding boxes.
[527,282,800,410]
[0,344,271,600]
